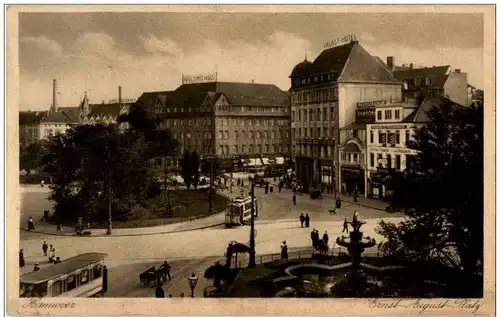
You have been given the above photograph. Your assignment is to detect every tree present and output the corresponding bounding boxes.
[41,125,160,224]
[204,261,231,287]
[20,140,46,174]
[180,152,193,189]
[377,100,483,277]
[190,151,201,189]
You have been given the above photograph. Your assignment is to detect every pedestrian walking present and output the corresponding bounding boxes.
[336,197,342,209]
[42,241,48,256]
[304,214,310,228]
[299,213,305,228]
[28,217,35,231]
[19,249,25,267]
[323,231,329,245]
[280,241,288,259]
[292,194,296,205]
[155,285,165,298]
[33,263,40,271]
[342,218,349,233]
[353,189,358,202]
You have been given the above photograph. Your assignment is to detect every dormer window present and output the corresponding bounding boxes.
[377,110,382,121]
[395,109,401,120]
[425,77,432,85]
[384,110,392,120]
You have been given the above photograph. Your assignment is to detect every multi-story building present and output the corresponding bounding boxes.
[388,58,469,107]
[365,96,454,199]
[289,40,402,192]
[137,81,291,171]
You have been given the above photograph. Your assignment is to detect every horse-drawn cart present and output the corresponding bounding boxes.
[139,266,165,287]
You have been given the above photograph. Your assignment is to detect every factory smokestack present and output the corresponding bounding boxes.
[52,79,58,112]
[118,86,122,104]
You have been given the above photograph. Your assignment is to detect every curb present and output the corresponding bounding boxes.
[20,221,226,238]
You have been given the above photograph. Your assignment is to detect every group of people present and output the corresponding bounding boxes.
[310,229,330,254]
[154,261,174,298]
[298,213,311,228]
[19,240,61,272]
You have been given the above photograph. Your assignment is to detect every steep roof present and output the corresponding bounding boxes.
[40,110,77,124]
[172,81,289,107]
[338,43,401,83]
[19,111,44,125]
[402,96,459,123]
[290,41,401,84]
[58,107,80,122]
[393,65,451,89]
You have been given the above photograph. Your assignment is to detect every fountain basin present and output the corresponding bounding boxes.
[336,236,376,249]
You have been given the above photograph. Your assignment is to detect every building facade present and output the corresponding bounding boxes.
[289,41,402,192]
[365,96,454,199]
[137,81,291,171]
[389,58,469,107]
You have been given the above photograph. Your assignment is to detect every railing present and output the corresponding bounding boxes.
[230,247,383,268]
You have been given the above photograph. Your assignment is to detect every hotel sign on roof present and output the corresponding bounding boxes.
[182,72,217,85]
[324,34,357,49]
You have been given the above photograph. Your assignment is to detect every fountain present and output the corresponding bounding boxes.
[336,211,376,269]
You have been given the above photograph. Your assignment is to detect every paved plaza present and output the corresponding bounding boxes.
[18,184,403,297]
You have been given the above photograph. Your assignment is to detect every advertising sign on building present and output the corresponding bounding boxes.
[357,100,387,109]
[324,34,357,49]
[182,72,217,85]
[355,108,375,123]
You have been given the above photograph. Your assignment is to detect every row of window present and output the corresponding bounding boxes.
[341,152,363,164]
[376,109,401,121]
[218,130,289,140]
[292,127,335,139]
[369,153,404,171]
[403,77,432,88]
[292,107,335,122]
[160,117,212,129]
[292,87,338,104]
[153,105,289,114]
[216,118,288,127]
[369,130,411,147]
[218,144,290,155]
[294,144,333,158]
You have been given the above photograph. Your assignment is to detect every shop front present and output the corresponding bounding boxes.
[295,156,314,192]
[341,166,364,195]
[367,168,393,200]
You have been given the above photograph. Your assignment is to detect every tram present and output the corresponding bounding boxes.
[20,253,108,298]
[225,196,258,227]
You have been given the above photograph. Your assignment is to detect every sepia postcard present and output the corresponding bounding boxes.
[5,4,496,316]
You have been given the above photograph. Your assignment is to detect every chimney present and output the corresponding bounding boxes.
[410,63,414,69]
[118,86,122,104]
[386,56,395,72]
[52,79,58,112]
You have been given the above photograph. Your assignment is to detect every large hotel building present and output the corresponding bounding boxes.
[138,81,291,171]
[289,40,402,192]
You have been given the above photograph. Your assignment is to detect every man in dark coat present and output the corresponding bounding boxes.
[280,241,288,259]
[323,231,329,245]
[19,249,25,267]
[342,218,349,233]
[42,241,48,256]
[304,214,310,228]
[299,213,305,228]
[155,285,165,298]
[292,194,296,205]
[159,261,172,281]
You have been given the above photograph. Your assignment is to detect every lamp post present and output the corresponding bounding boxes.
[208,156,214,214]
[187,272,199,297]
[248,177,256,268]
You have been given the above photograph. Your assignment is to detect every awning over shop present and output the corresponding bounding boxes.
[276,157,285,164]
[261,158,270,165]
[245,158,262,167]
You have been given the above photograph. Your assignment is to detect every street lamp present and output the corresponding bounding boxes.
[187,272,199,297]
[248,177,256,268]
[106,137,112,235]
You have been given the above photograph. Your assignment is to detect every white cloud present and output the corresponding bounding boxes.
[20,31,312,110]
[19,31,483,111]
[21,36,63,56]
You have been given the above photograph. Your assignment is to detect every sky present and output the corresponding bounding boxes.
[19,12,484,111]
